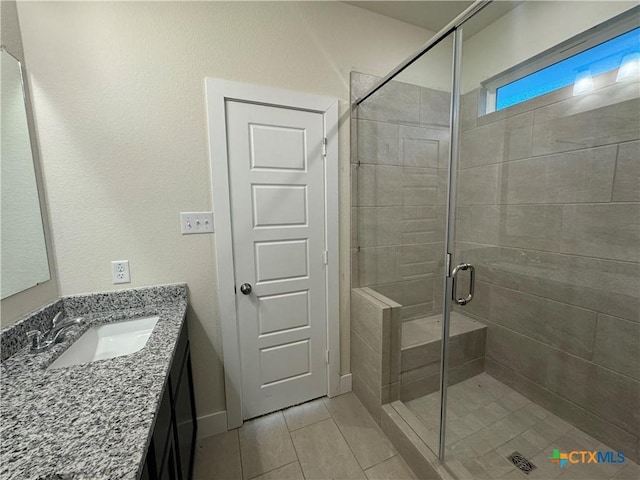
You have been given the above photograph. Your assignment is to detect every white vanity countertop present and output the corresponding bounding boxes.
[0,284,188,480]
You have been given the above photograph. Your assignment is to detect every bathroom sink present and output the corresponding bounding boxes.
[48,316,159,369]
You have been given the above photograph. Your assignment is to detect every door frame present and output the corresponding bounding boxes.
[205,78,340,429]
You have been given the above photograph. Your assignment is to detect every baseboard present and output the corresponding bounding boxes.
[196,410,228,439]
[340,373,352,394]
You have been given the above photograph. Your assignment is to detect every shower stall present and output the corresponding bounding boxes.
[350,1,639,478]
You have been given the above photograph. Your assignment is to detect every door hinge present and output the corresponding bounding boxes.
[322,137,327,157]
[234,285,237,294]
[325,350,330,364]
[323,250,329,265]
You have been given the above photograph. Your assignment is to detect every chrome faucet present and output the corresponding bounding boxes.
[27,312,84,353]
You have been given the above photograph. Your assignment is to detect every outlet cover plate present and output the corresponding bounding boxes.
[180,211,214,234]
[111,260,131,284]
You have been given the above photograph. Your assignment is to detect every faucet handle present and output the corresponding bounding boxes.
[52,311,64,328]
[27,330,45,351]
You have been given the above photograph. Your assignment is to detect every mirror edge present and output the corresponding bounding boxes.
[1,0,59,327]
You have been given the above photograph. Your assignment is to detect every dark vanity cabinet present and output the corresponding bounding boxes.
[141,322,197,480]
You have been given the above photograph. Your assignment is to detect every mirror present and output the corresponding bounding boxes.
[1,47,50,299]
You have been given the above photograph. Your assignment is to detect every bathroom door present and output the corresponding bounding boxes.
[226,100,328,419]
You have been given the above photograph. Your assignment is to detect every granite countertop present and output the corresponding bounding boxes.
[0,284,188,480]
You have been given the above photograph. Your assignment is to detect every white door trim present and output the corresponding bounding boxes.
[205,78,340,430]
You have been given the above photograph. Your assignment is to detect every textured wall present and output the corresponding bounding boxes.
[0,0,59,327]
[16,1,431,422]
[457,72,640,461]
[351,71,451,322]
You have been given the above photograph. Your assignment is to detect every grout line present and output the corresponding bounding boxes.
[236,428,245,480]
[289,429,307,479]
[284,412,332,433]
[326,410,375,474]
[247,460,300,480]
[485,358,640,440]
[454,239,640,265]
[327,394,399,472]
[481,316,640,383]
[364,454,400,473]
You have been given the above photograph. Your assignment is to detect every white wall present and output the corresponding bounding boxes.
[461,0,638,93]
[16,1,431,421]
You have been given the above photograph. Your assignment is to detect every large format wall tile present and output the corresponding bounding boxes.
[613,140,640,202]
[457,164,499,205]
[560,203,640,262]
[358,245,399,285]
[357,165,441,208]
[357,121,400,165]
[357,165,403,207]
[499,146,617,204]
[459,112,532,169]
[399,125,449,168]
[532,98,640,156]
[401,138,440,169]
[593,314,640,381]
[490,285,596,359]
[486,323,640,436]
[455,242,640,322]
[460,89,479,132]
[357,207,404,247]
[456,204,564,252]
[374,277,435,310]
[419,87,451,127]
[357,80,421,125]
[351,289,386,355]
[358,244,443,286]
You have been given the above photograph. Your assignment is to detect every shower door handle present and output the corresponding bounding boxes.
[451,263,475,306]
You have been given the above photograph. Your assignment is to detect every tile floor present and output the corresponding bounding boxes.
[405,373,639,480]
[193,392,417,479]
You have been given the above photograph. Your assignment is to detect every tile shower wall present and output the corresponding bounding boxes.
[351,72,450,322]
[456,73,640,462]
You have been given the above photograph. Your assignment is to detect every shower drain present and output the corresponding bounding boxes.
[508,451,537,474]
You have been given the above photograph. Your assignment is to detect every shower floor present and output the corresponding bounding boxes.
[403,373,639,479]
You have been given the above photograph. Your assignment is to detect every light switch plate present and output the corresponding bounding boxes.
[180,211,214,234]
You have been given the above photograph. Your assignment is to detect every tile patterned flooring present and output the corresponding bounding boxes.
[405,373,639,480]
[193,393,417,479]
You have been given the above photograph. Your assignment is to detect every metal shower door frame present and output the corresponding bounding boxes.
[354,0,492,462]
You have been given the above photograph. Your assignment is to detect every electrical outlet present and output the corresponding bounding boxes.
[111,260,131,284]
[180,211,214,234]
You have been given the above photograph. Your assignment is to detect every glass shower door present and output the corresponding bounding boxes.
[351,29,455,459]
[442,2,640,478]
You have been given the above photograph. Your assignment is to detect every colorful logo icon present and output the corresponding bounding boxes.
[550,449,569,468]
[549,448,625,468]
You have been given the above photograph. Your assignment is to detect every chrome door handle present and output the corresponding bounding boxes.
[451,263,475,306]
[240,283,252,295]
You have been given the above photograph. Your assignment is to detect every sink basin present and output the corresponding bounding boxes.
[48,316,159,370]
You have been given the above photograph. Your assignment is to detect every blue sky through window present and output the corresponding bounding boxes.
[496,27,640,110]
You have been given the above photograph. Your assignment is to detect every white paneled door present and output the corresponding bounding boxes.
[226,100,328,420]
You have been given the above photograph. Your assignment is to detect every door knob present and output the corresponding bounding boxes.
[240,283,252,295]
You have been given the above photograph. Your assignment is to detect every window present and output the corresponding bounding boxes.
[482,7,640,113]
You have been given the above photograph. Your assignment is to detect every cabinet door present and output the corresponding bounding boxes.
[139,459,150,480]
[159,434,179,480]
[174,352,197,480]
